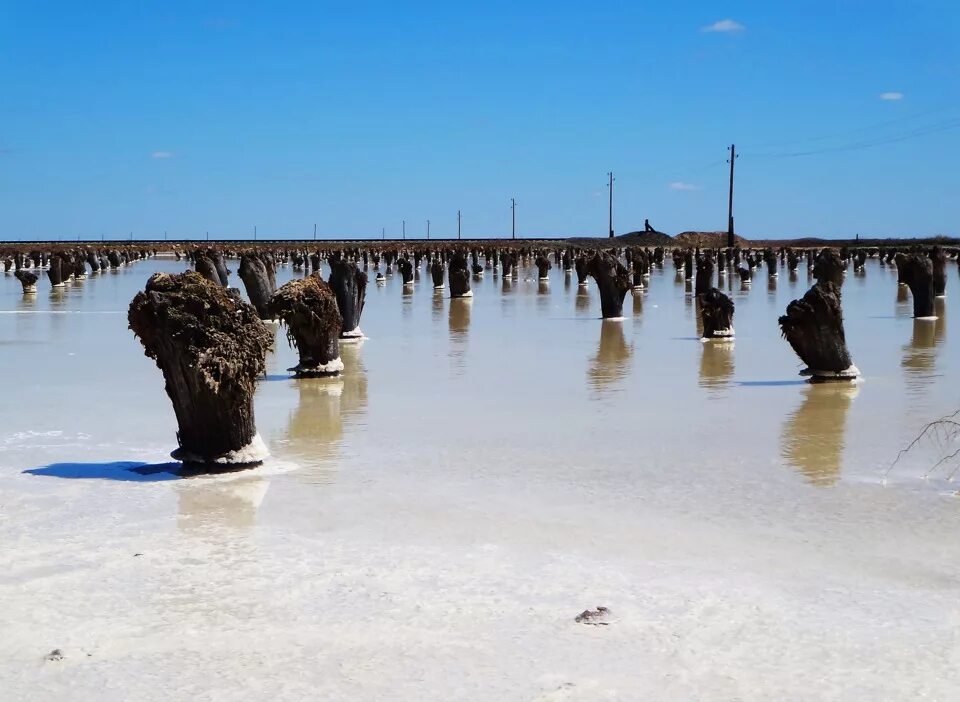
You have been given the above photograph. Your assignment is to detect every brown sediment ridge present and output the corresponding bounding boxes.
[5,232,957,252]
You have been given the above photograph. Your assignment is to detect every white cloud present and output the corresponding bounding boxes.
[669,182,700,191]
[702,19,745,33]
[879,92,904,101]
[151,151,174,159]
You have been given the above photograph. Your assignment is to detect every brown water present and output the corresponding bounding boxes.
[2,255,960,700]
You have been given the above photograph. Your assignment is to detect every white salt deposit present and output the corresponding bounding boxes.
[171,432,269,465]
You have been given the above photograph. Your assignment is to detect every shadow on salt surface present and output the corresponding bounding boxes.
[738,380,809,387]
[25,459,301,482]
[262,374,296,382]
[24,461,182,481]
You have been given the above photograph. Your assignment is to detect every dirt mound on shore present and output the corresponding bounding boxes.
[673,231,750,248]
[615,230,674,246]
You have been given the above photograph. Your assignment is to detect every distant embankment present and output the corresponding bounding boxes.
[3,232,957,249]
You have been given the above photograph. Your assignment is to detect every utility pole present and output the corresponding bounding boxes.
[402,220,406,240]
[511,198,516,240]
[382,227,385,240]
[313,223,317,240]
[727,144,737,248]
[427,220,430,240]
[607,171,615,238]
[254,225,257,241]
[457,210,461,240]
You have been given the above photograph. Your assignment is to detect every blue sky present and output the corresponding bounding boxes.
[1,1,957,240]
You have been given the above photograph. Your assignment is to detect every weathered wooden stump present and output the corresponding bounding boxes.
[587,252,631,319]
[535,255,551,281]
[501,252,514,278]
[238,253,277,319]
[430,258,446,289]
[194,253,222,286]
[812,249,845,288]
[765,249,778,277]
[854,250,866,272]
[575,255,589,287]
[698,288,735,340]
[128,271,273,467]
[15,269,38,293]
[787,250,800,272]
[46,254,67,287]
[397,257,414,285]
[695,256,714,296]
[270,275,343,377]
[328,259,368,340]
[448,253,472,298]
[900,254,936,318]
[779,282,859,380]
[894,253,907,286]
[930,246,947,297]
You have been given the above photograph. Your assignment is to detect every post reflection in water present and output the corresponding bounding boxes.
[448,297,471,374]
[281,343,369,475]
[895,284,911,318]
[781,382,859,487]
[587,320,631,394]
[698,340,734,391]
[401,285,414,321]
[431,288,444,324]
[632,288,643,317]
[901,299,946,398]
[575,287,590,314]
[177,476,270,533]
[535,280,550,315]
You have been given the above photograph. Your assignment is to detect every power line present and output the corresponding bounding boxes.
[743,117,960,159]
[750,103,960,149]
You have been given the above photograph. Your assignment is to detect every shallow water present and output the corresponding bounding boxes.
[2,256,960,700]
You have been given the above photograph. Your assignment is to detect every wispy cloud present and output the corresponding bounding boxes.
[151,151,174,159]
[879,91,904,101]
[702,19,745,34]
[669,182,700,191]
